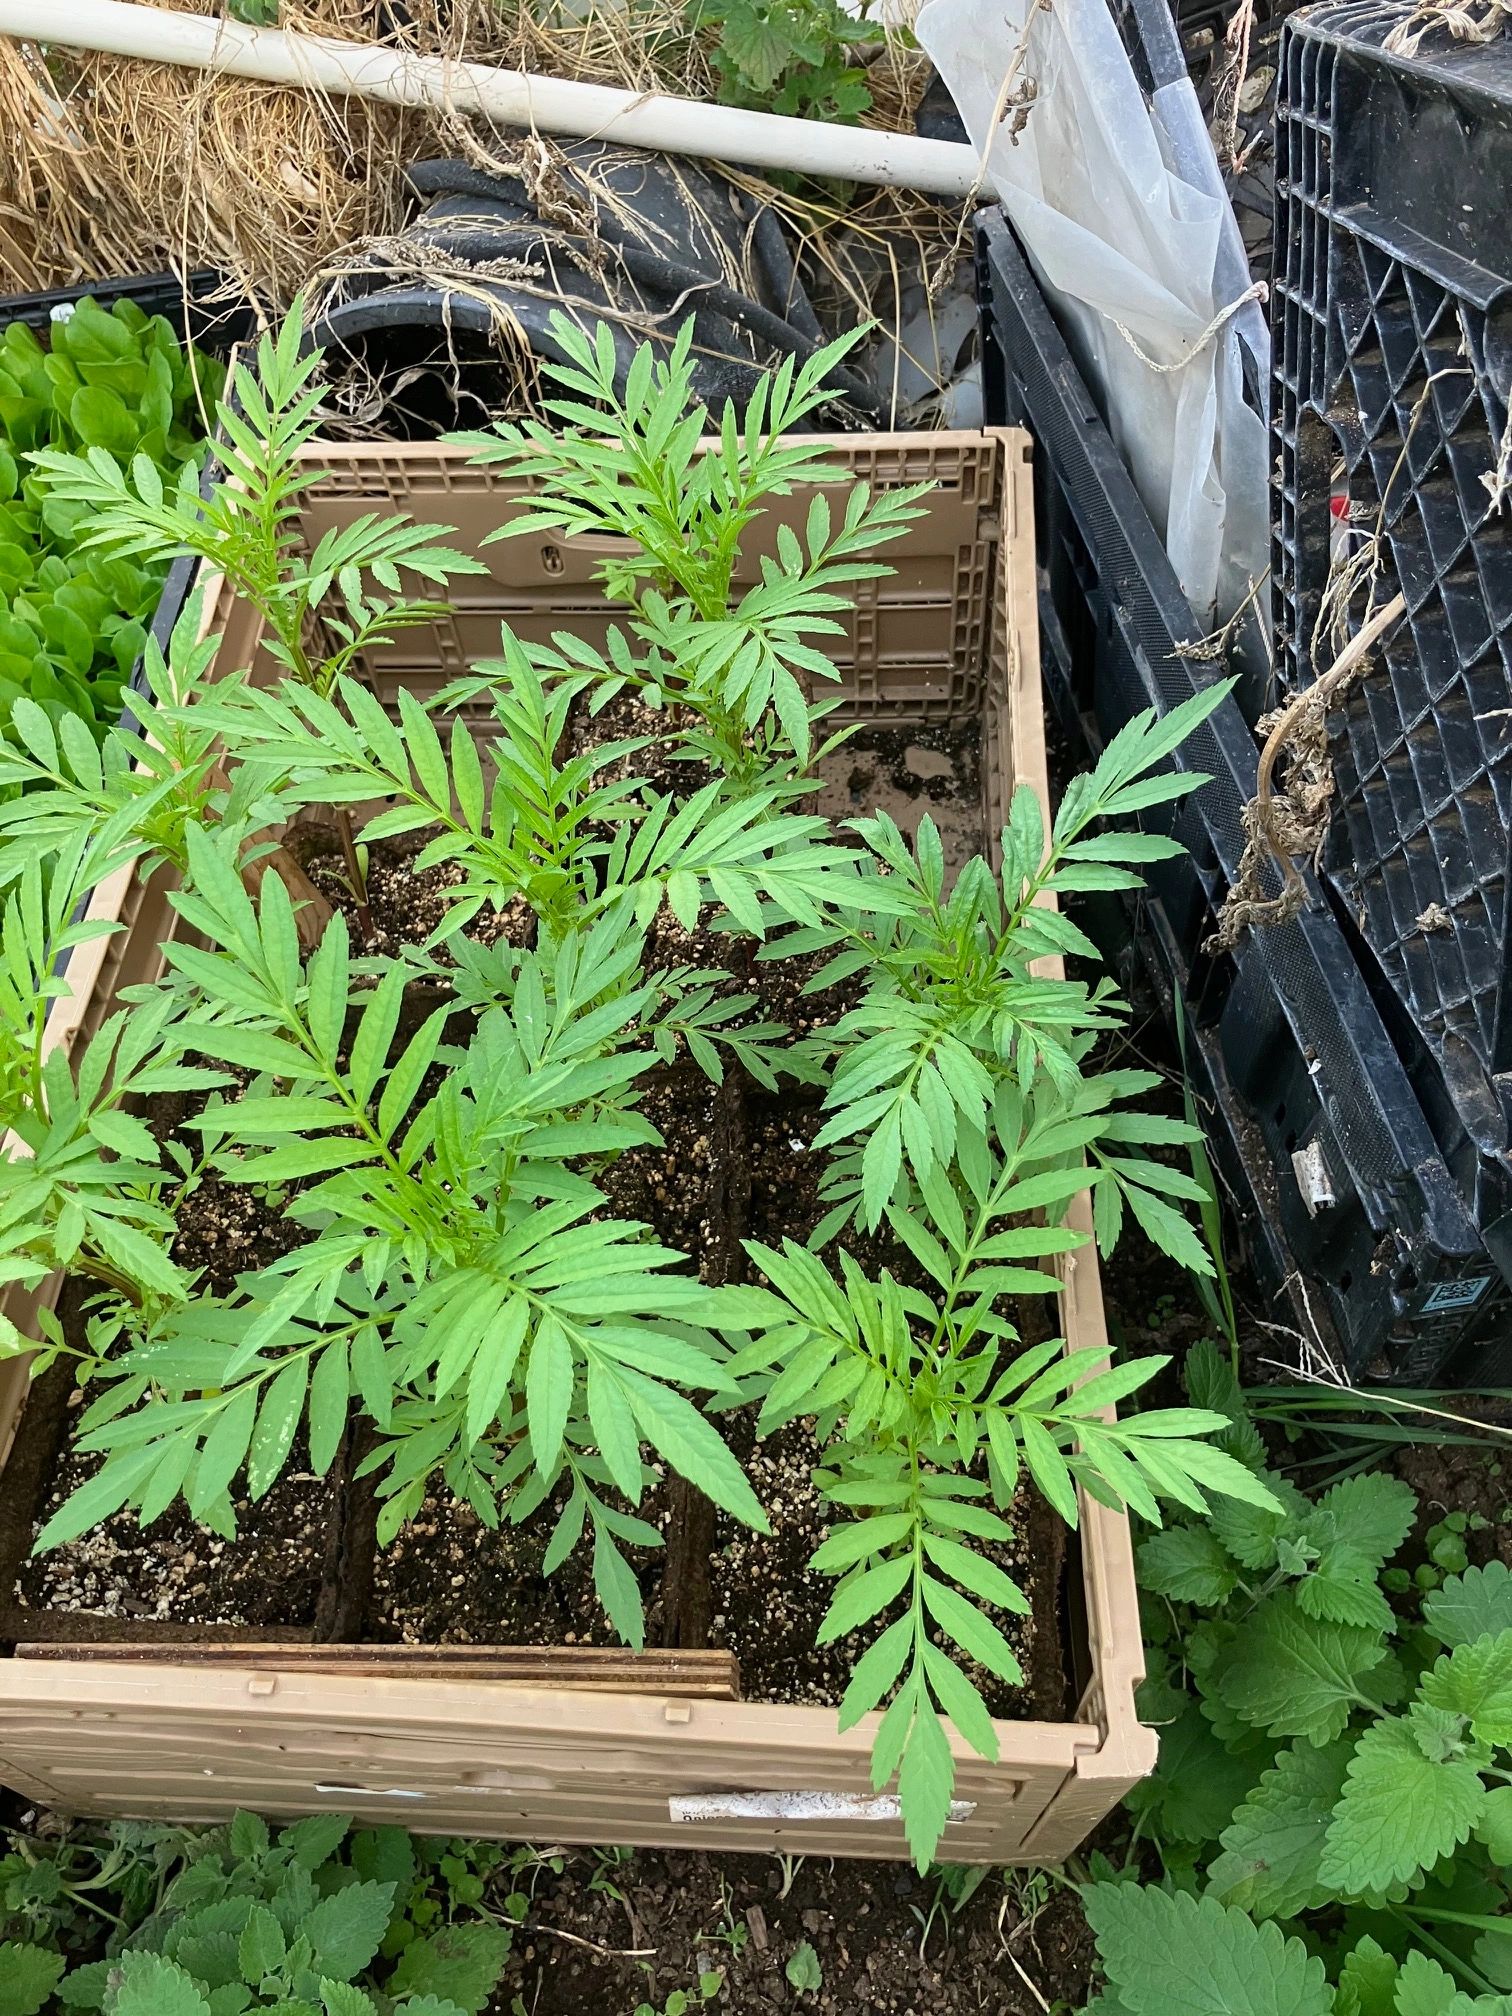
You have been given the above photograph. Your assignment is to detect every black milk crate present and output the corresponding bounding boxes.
[975,205,1508,1380]
[1272,3,1512,1363]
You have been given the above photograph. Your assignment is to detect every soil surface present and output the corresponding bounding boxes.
[599,1077,739,1283]
[363,1476,667,1649]
[811,722,983,873]
[570,692,711,799]
[1394,1441,1512,1572]
[492,1847,1096,2014]
[17,1404,332,1631]
[289,824,534,954]
[708,1411,1062,1721]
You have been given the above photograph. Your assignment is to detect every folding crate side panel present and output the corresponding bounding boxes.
[0,434,1153,1861]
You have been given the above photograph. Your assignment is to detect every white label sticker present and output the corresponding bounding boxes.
[669,1791,976,1824]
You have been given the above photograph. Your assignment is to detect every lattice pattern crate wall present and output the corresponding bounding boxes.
[1272,3,1512,1322]
[976,206,1505,1382]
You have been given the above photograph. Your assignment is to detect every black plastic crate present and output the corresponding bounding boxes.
[1272,2,1512,1331]
[976,205,1509,1379]
[0,269,252,353]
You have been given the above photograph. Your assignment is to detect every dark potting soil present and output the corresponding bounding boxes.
[711,1091,1068,1718]
[569,691,712,799]
[8,712,1076,1707]
[361,1476,669,1649]
[490,1845,1097,2015]
[362,1079,729,1646]
[598,1076,740,1283]
[9,1164,335,1632]
[707,1409,1064,1722]
[288,824,534,954]
[740,1092,938,1302]
[811,720,984,874]
[16,1401,334,1632]
[1395,1441,1512,1574]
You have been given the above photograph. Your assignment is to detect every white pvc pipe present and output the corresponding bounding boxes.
[0,0,997,200]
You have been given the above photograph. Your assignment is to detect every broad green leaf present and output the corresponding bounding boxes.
[0,1942,65,2016]
[1081,1883,1333,2016]
[1137,1524,1240,1606]
[1419,1631,1512,1745]
[109,1953,213,2016]
[279,1812,350,1869]
[230,1810,271,1858]
[1334,1937,1399,2016]
[239,1904,286,1985]
[348,1826,416,1891]
[1206,1741,1352,1917]
[1317,1473,1417,1565]
[785,1941,822,1994]
[1210,1480,1307,1570]
[1477,1783,1512,1866]
[301,1880,395,1981]
[57,1961,111,2011]
[317,1986,376,2016]
[1392,1949,1483,2015]
[1423,1562,1512,1650]
[1294,1545,1394,1634]
[1217,1597,1387,1746]
[1129,1698,1258,1848]
[386,1923,511,2014]
[1320,1715,1486,1895]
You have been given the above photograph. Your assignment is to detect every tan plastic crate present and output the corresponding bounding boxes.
[0,431,1156,1861]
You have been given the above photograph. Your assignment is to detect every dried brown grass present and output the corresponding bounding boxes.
[0,0,941,318]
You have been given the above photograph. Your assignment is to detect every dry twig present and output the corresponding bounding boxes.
[1209,591,1406,946]
[1384,0,1512,54]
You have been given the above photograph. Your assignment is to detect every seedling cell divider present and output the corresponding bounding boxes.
[0,430,1155,1864]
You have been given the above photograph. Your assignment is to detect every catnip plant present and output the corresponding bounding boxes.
[1083,1342,1512,2014]
[0,308,1271,1870]
[2,1807,515,2016]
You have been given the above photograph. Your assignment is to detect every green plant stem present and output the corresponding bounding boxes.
[1249,1384,1512,1445]
[1404,1904,1512,1935]
[1386,1905,1498,1995]
[333,805,374,937]
[71,1254,145,1306]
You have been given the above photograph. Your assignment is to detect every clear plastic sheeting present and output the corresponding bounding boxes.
[918,0,1271,644]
